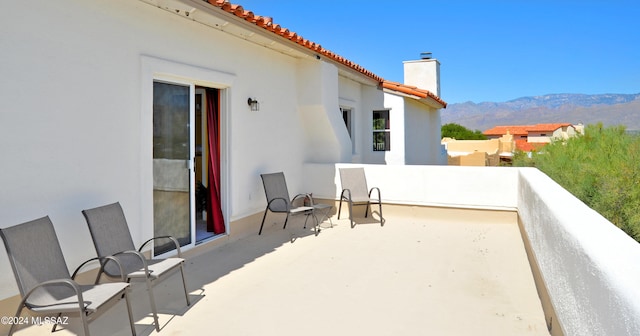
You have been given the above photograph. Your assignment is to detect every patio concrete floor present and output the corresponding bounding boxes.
[11,206,550,336]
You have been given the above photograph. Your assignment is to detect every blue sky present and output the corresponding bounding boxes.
[234,1,640,104]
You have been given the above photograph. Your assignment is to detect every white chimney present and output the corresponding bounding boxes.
[403,52,441,97]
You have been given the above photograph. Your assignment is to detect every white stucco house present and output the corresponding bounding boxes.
[0,0,446,303]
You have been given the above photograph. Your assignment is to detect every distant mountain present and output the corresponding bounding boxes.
[442,93,640,132]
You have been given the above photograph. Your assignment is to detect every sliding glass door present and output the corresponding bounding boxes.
[152,81,193,255]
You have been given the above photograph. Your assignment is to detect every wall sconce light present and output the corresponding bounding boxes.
[247,97,259,111]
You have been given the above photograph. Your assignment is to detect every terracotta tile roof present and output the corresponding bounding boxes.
[515,139,546,152]
[207,0,382,82]
[382,81,447,108]
[484,125,531,136]
[484,123,573,136]
[527,123,573,132]
[207,0,446,107]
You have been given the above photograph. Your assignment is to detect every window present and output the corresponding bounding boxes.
[341,107,352,138]
[373,110,390,151]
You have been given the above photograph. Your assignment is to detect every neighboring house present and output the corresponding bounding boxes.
[0,0,446,302]
[441,133,515,166]
[484,123,582,152]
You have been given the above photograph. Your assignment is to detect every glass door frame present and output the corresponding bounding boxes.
[140,55,234,258]
[152,78,197,258]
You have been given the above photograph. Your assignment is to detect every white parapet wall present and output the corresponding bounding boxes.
[303,163,519,210]
[304,163,640,335]
[518,168,640,335]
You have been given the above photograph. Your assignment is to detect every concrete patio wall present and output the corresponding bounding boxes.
[303,163,519,210]
[518,168,640,336]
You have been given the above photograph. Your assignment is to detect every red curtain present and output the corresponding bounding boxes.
[206,89,225,234]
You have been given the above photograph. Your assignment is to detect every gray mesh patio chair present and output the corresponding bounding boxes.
[82,202,190,332]
[259,172,314,235]
[0,216,136,336]
[338,167,383,228]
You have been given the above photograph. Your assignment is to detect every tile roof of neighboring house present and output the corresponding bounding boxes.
[207,0,446,107]
[527,123,573,132]
[484,123,573,136]
[484,125,531,136]
[515,140,547,152]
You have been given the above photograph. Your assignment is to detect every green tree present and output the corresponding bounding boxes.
[441,123,487,140]
[514,123,640,242]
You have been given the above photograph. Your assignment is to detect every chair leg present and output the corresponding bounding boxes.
[179,263,191,306]
[259,208,269,235]
[348,201,355,228]
[144,277,161,332]
[338,199,344,219]
[365,202,370,218]
[79,305,90,336]
[283,212,290,229]
[123,289,137,336]
[378,202,383,226]
[51,312,65,333]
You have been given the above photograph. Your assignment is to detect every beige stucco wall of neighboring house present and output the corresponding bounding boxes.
[529,127,574,143]
[520,125,579,144]
[528,133,549,143]
[442,134,513,166]
[447,151,499,166]
[444,138,500,154]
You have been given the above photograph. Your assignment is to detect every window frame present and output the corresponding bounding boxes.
[372,109,391,151]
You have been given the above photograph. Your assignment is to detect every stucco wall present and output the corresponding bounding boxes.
[371,93,442,165]
[382,94,406,164]
[518,168,640,335]
[297,59,351,163]
[0,0,317,298]
[337,75,366,162]
[302,163,518,210]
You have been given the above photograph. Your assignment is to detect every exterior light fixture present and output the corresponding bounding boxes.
[247,97,259,111]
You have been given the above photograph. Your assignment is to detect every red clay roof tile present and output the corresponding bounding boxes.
[515,139,546,152]
[206,0,446,107]
[527,123,573,132]
[484,125,531,136]
[485,123,573,136]
[382,81,447,107]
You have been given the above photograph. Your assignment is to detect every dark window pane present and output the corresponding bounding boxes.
[153,82,190,160]
[373,131,390,151]
[373,110,389,130]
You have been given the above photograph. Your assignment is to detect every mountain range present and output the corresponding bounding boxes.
[442,93,640,132]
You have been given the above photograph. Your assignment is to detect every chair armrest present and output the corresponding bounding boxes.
[22,278,84,309]
[368,187,381,201]
[71,256,102,281]
[111,250,152,279]
[138,236,182,258]
[292,193,314,206]
[340,189,352,201]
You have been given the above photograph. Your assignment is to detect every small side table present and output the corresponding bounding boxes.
[311,203,333,228]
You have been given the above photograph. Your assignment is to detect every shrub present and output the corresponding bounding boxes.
[514,123,640,242]
[441,123,487,140]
